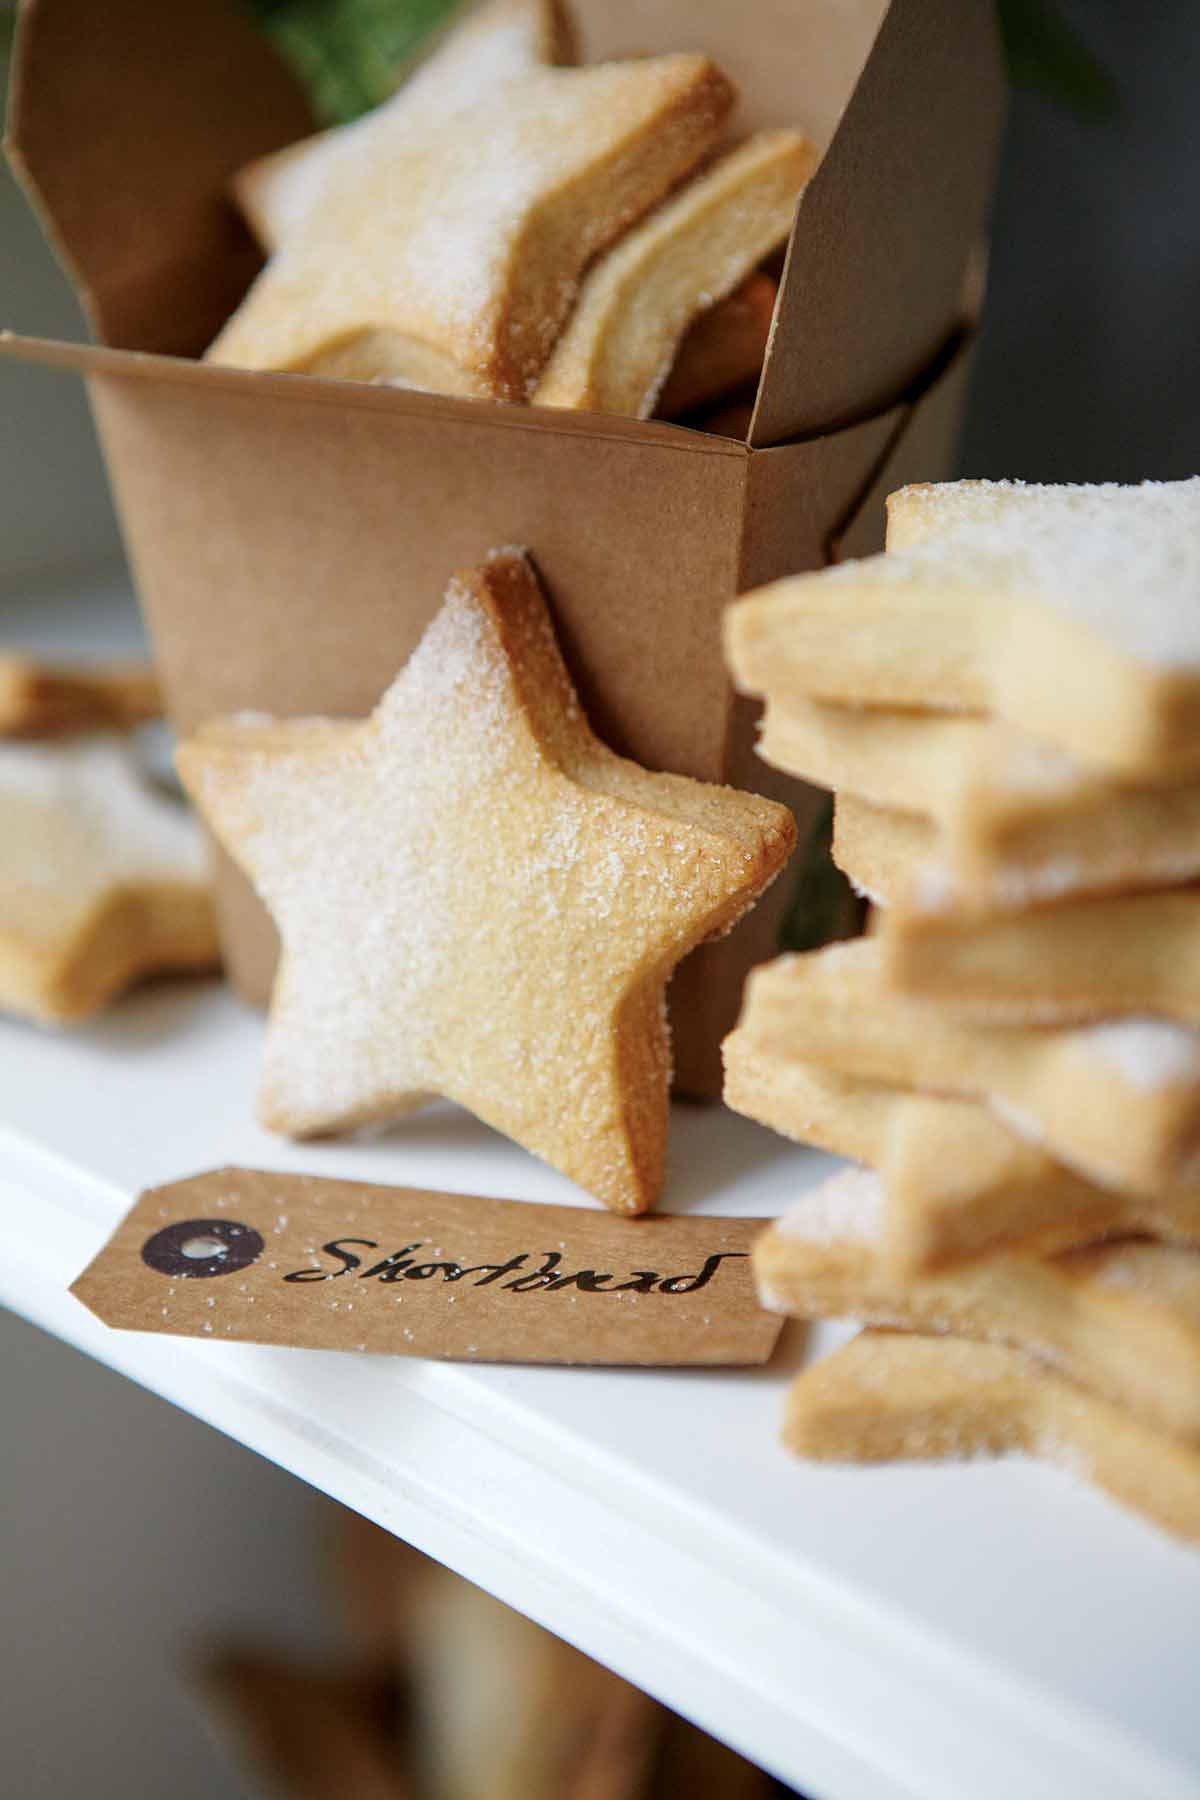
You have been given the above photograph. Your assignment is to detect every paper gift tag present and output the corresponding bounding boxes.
[72,1168,784,1366]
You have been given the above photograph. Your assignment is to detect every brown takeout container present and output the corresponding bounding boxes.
[2,0,1003,1096]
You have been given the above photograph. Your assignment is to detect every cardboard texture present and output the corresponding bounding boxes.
[72,1168,783,1366]
[5,0,315,355]
[831,327,977,566]
[3,0,1002,1097]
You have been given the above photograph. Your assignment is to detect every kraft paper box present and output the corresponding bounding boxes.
[1,0,1003,1097]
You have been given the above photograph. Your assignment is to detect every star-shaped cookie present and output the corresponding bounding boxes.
[233,0,577,253]
[0,654,160,737]
[728,477,1200,778]
[209,0,734,401]
[783,1331,1200,1547]
[755,1166,1200,1442]
[532,130,814,420]
[0,734,219,1023]
[177,551,795,1214]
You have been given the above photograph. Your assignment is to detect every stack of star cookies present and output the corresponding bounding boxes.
[209,0,817,425]
[722,474,1200,1543]
[0,654,220,1023]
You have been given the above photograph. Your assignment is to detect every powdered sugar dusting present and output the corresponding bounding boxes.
[1075,1242,1164,1297]
[1035,1430,1096,1485]
[1076,1018,1200,1092]
[912,861,958,911]
[991,729,1087,799]
[912,853,1089,912]
[777,1168,883,1246]
[244,581,517,1125]
[846,869,889,908]
[214,13,727,399]
[184,555,787,1210]
[0,734,209,942]
[243,0,562,242]
[755,1279,792,1314]
[987,1093,1046,1147]
[834,477,1200,669]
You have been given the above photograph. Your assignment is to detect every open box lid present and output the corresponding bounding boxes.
[6,0,1002,447]
[581,0,1004,445]
[5,0,315,358]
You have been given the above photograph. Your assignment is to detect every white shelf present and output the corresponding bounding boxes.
[2,981,1199,1800]
[3,570,1199,1798]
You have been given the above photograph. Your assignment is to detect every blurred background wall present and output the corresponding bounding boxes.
[1,2,1197,1795]
[0,85,123,585]
[960,0,1200,482]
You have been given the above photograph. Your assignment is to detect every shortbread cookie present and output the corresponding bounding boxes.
[723,1044,1200,1269]
[830,792,918,907]
[0,655,160,738]
[722,1033,893,1165]
[832,792,978,911]
[884,1086,1200,1269]
[0,735,219,1023]
[533,133,813,420]
[656,272,777,419]
[758,1168,1200,1442]
[734,938,1200,1195]
[235,0,578,251]
[883,886,1200,1024]
[727,477,1200,779]
[829,790,1181,914]
[760,695,1200,905]
[178,550,794,1215]
[210,2,734,402]
[784,1331,1200,1547]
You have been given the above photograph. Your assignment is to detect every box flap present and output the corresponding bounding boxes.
[0,330,747,457]
[5,0,315,354]
[575,0,1003,447]
[747,0,1004,446]
[6,0,1002,445]
[831,324,977,564]
[575,0,887,148]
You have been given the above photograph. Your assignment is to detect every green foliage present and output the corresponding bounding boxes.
[997,0,1118,122]
[777,797,865,955]
[0,0,1119,125]
[249,0,456,123]
[247,0,1117,127]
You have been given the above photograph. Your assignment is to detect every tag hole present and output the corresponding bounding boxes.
[181,1236,228,1260]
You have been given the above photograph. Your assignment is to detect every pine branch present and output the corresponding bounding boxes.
[249,0,455,123]
[997,0,1119,121]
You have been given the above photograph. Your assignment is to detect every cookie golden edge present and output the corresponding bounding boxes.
[783,1330,1200,1547]
[0,883,220,1025]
